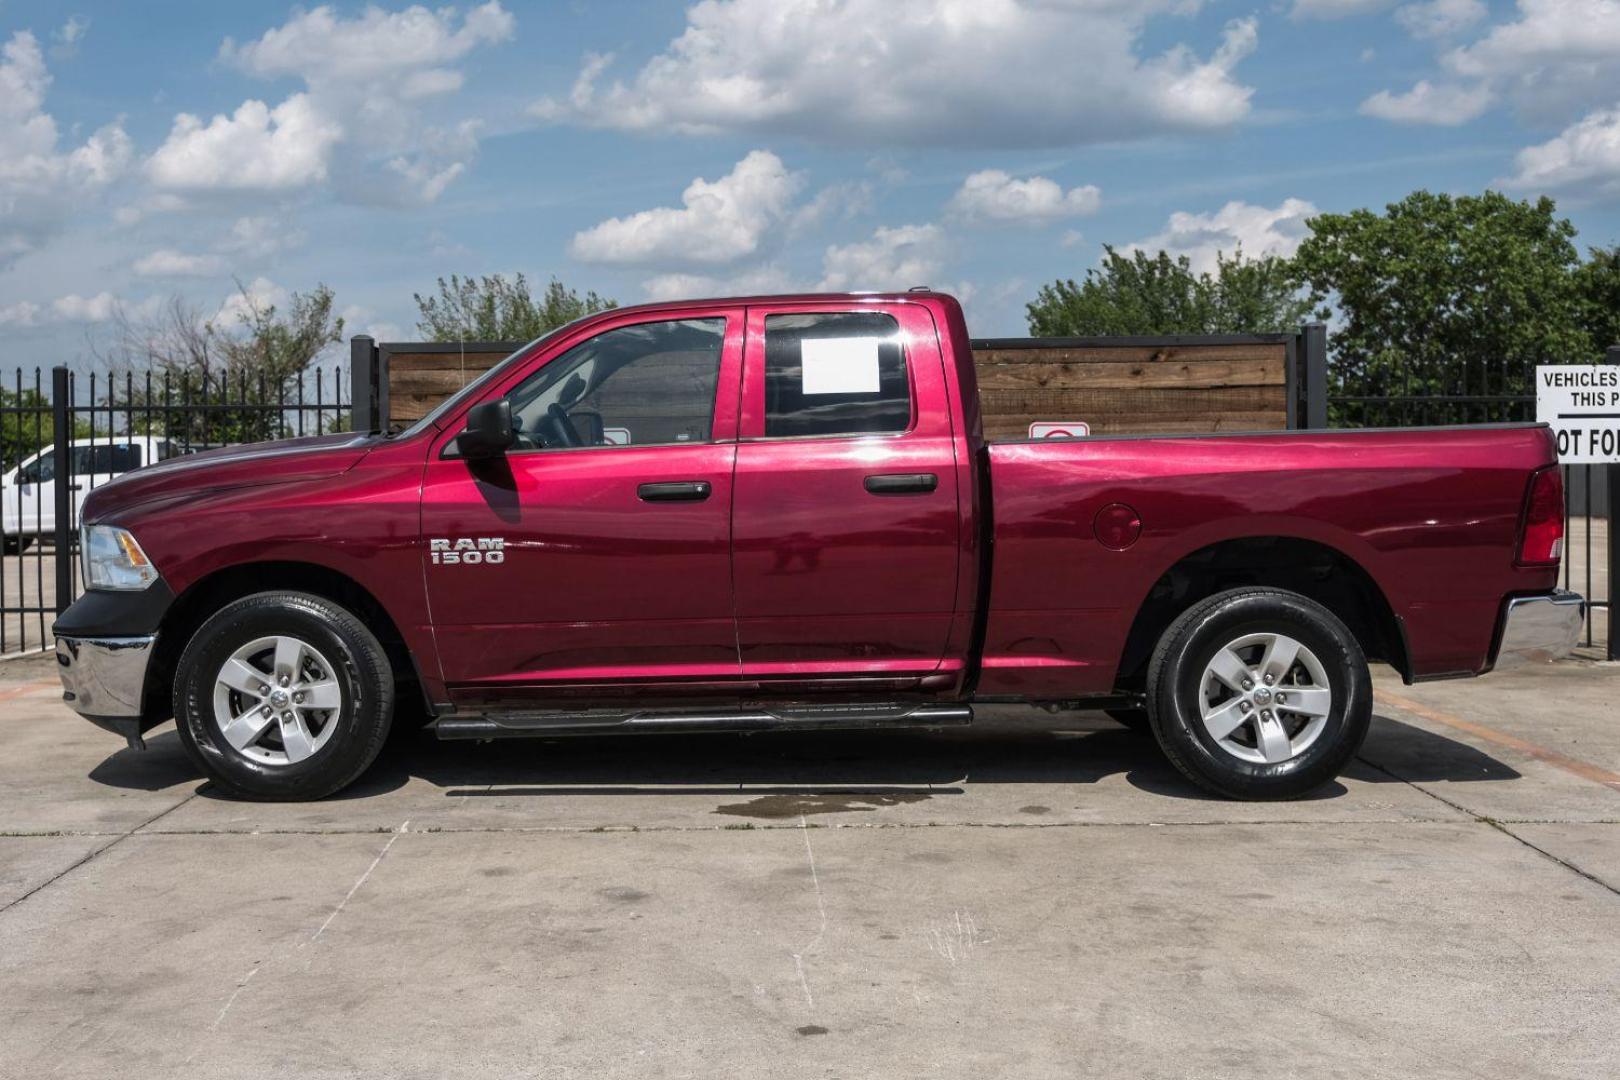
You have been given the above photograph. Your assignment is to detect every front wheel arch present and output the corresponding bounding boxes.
[146,561,429,726]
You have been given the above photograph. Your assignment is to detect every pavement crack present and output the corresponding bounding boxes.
[305,819,409,947]
[1357,754,1620,900]
[0,790,199,917]
[789,812,828,1013]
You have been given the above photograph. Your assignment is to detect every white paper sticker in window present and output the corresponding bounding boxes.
[800,337,882,395]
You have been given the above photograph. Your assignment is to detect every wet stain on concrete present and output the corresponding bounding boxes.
[796,1025,830,1037]
[714,791,931,818]
[598,886,650,902]
[480,867,515,878]
[1019,805,1051,815]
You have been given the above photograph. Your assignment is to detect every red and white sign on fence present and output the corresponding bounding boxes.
[1029,421,1091,439]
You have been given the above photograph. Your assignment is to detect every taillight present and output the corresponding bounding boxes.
[1516,466,1564,566]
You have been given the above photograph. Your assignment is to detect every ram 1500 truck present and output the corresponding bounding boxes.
[53,292,1585,801]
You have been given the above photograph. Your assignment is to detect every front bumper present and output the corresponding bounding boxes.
[55,634,160,746]
[1493,590,1585,670]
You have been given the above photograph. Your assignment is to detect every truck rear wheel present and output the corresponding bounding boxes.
[173,591,394,800]
[1145,587,1371,800]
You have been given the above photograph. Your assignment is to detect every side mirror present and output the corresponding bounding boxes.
[456,399,515,460]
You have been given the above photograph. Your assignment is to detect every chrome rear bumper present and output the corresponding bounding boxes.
[55,634,159,746]
[1493,591,1585,670]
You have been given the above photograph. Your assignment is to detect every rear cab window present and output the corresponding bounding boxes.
[761,312,911,438]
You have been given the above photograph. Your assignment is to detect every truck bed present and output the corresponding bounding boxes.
[978,424,1561,696]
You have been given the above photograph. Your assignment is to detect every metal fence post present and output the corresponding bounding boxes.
[1302,323,1328,429]
[51,366,73,616]
[1606,347,1619,660]
[350,335,379,434]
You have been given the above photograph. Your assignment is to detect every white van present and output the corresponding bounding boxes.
[2,437,173,552]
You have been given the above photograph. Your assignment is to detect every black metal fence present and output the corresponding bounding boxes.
[0,364,351,655]
[1300,343,1617,660]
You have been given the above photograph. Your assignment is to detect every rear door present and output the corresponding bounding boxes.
[730,301,962,690]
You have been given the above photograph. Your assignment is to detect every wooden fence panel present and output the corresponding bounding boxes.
[381,336,1294,437]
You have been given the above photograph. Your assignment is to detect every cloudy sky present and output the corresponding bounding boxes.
[2,0,1620,365]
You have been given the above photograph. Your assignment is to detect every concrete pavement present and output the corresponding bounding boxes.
[1,651,1617,1079]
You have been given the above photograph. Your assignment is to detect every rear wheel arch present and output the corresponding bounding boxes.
[1113,535,1406,691]
[146,561,428,723]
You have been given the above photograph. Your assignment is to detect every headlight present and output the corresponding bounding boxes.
[82,525,159,591]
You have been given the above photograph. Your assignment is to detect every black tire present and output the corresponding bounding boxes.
[3,536,30,555]
[1145,587,1371,800]
[1104,707,1150,733]
[174,591,394,800]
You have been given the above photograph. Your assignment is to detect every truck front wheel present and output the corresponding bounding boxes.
[173,591,395,800]
[1145,587,1372,800]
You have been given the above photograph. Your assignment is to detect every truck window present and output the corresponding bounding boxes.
[507,318,725,449]
[17,451,54,485]
[70,444,141,475]
[763,312,909,438]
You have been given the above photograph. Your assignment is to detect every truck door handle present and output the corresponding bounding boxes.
[864,472,938,495]
[637,481,711,502]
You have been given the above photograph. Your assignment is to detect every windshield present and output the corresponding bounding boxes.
[394,317,598,440]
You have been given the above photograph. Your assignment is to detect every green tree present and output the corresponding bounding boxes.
[1026,246,1312,337]
[1293,191,1593,420]
[1575,245,1620,359]
[101,283,345,444]
[414,273,616,342]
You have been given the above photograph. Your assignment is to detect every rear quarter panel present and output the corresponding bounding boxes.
[980,425,1559,696]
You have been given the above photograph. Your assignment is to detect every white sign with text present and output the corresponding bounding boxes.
[1536,365,1620,464]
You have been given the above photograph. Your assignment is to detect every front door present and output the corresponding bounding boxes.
[421,312,744,707]
[730,302,962,690]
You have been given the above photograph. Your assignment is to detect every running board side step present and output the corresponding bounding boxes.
[433,703,973,740]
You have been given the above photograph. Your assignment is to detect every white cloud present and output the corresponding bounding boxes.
[149,3,513,204]
[570,150,802,266]
[51,292,120,323]
[535,1,1258,148]
[52,15,89,57]
[222,2,513,85]
[819,224,948,291]
[1362,1,1620,127]
[1359,79,1493,124]
[223,216,306,259]
[1395,0,1487,39]
[947,170,1100,224]
[146,94,342,192]
[1506,104,1620,196]
[213,277,290,327]
[133,249,227,278]
[1129,199,1318,274]
[1442,0,1620,119]
[1290,0,1394,18]
[0,301,42,327]
[0,31,131,267]
[642,265,806,302]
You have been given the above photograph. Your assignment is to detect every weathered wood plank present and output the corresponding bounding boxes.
[974,356,1282,392]
[972,344,1287,366]
[978,385,1282,415]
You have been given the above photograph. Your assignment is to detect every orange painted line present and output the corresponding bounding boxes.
[1379,689,1620,793]
[0,678,60,702]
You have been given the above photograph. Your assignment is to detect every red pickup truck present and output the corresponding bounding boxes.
[54,291,1583,801]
